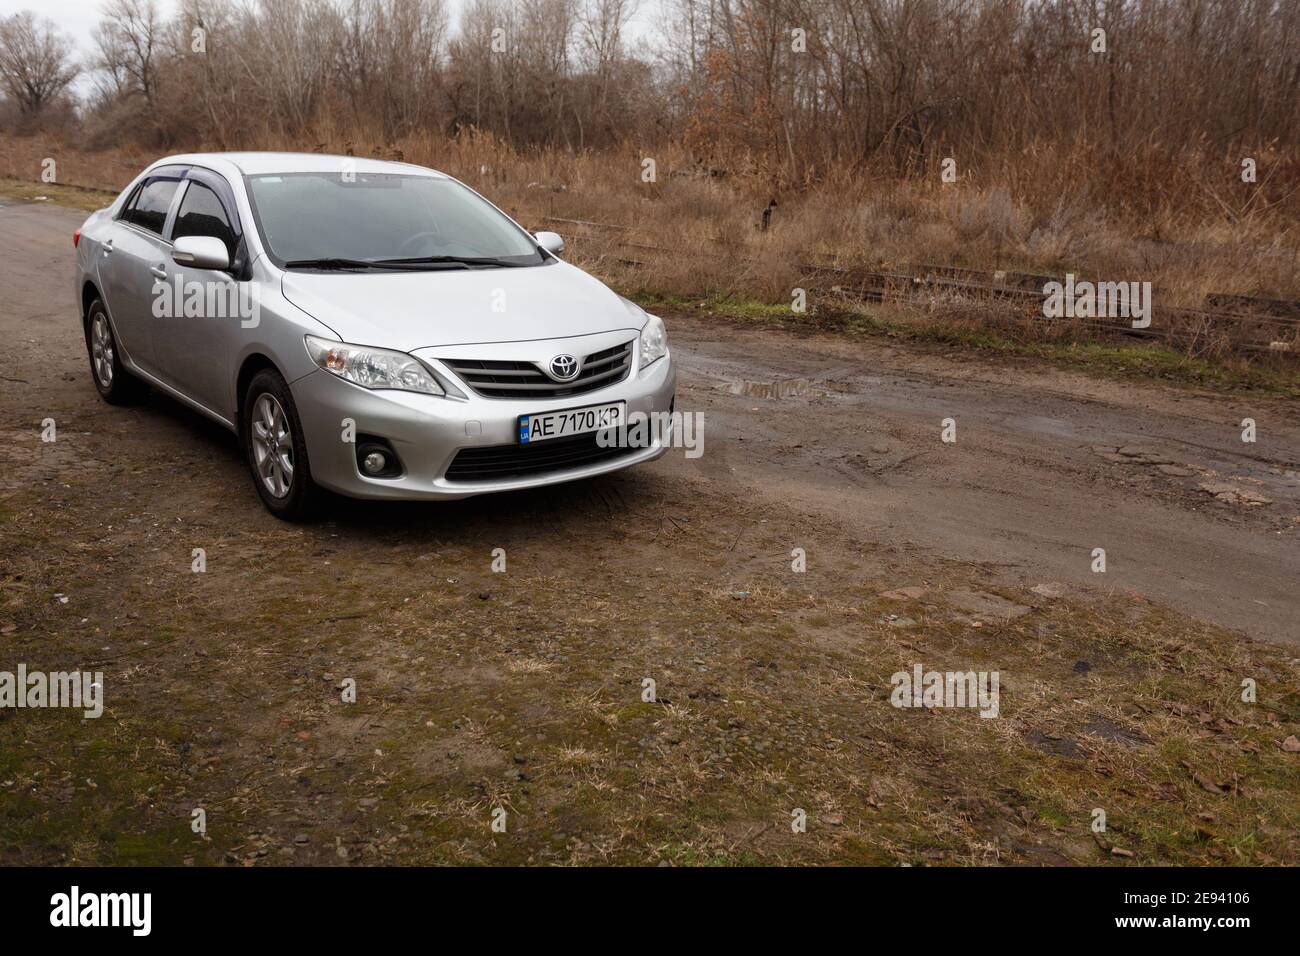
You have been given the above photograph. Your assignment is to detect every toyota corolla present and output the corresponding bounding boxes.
[73,153,675,518]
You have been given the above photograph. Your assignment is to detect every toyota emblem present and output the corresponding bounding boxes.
[548,354,580,381]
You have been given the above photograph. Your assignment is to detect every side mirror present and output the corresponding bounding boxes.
[534,230,565,255]
[172,235,230,271]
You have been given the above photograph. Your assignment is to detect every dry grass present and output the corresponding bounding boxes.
[4,130,1297,366]
[7,132,1294,303]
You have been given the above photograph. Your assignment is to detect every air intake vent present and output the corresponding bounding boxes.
[445,431,634,482]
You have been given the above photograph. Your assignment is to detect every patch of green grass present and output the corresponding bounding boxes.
[111,826,196,865]
[629,290,794,323]
[898,318,1300,397]
[639,291,1300,397]
[0,177,116,212]
[656,844,767,866]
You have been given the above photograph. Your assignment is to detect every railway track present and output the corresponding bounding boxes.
[542,216,1300,357]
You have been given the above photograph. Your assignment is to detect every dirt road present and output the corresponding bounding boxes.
[2,198,1298,865]
[672,323,1300,646]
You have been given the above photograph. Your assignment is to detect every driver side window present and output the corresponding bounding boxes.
[122,177,181,236]
[171,182,237,261]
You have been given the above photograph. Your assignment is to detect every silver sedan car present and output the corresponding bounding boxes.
[74,153,675,519]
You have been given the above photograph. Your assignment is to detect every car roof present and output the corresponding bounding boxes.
[149,151,448,179]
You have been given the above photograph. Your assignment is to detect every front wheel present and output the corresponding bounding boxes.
[242,368,322,520]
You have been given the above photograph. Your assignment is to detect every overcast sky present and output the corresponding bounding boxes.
[0,0,141,58]
[0,0,173,96]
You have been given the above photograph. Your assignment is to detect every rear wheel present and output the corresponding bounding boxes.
[242,368,322,520]
[85,298,146,404]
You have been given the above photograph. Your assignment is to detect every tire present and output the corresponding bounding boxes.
[242,368,322,520]
[85,298,147,404]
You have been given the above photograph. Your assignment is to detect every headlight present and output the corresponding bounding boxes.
[639,314,668,369]
[304,335,444,395]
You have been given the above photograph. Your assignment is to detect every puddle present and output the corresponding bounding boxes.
[723,378,854,399]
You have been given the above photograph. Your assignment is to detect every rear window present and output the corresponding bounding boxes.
[124,178,181,236]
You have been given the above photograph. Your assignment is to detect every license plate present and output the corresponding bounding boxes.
[518,401,624,444]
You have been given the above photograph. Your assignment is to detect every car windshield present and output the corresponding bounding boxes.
[245,172,545,268]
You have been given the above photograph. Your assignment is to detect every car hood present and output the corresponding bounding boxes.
[280,260,642,352]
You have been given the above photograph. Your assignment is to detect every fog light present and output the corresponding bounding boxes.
[355,436,402,479]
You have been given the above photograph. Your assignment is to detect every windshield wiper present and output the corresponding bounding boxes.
[283,257,470,271]
[284,257,379,271]
[372,255,527,268]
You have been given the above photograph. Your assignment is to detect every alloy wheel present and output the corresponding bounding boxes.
[91,312,114,387]
[250,393,295,498]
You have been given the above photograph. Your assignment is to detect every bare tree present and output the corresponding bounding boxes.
[93,0,164,107]
[579,0,637,74]
[89,21,132,102]
[0,12,78,118]
[255,0,345,132]
[340,0,449,139]
[166,0,242,147]
[576,0,638,142]
[49,0,1300,178]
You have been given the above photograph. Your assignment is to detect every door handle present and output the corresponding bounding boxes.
[149,265,167,279]
[102,239,113,257]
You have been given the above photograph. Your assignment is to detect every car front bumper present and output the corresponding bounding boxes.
[291,350,676,500]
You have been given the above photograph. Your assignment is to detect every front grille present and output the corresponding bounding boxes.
[445,431,634,482]
[443,340,633,399]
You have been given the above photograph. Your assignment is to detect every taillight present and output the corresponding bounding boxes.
[72,229,80,248]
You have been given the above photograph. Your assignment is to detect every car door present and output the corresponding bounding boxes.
[99,169,188,377]
[153,171,247,417]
